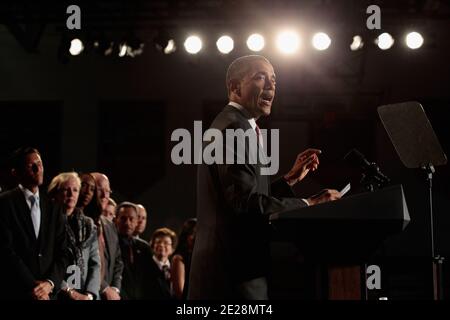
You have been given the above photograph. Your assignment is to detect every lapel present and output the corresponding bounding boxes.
[225,105,270,192]
[12,187,37,241]
[101,217,112,260]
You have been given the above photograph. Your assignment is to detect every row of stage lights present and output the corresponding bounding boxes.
[68,31,425,57]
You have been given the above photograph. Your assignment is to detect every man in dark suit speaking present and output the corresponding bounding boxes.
[189,55,341,300]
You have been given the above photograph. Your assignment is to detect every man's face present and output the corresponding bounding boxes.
[95,175,111,210]
[152,235,173,262]
[238,59,276,118]
[79,174,96,207]
[55,178,80,213]
[115,207,138,238]
[135,206,147,235]
[19,152,44,187]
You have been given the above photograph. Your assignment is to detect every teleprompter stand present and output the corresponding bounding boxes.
[378,101,448,300]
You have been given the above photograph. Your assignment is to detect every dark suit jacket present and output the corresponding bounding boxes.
[147,258,172,300]
[188,105,307,299]
[0,187,70,299]
[99,216,123,293]
[119,237,171,300]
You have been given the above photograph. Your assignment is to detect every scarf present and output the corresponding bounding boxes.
[66,208,94,279]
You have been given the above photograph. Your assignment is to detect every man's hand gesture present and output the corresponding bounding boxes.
[284,149,321,186]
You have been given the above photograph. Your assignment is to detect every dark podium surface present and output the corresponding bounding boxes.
[269,185,411,299]
[269,184,410,262]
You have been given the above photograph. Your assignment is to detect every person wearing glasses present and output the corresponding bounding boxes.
[90,172,123,300]
[148,227,177,299]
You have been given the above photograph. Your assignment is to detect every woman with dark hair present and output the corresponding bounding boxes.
[77,173,96,210]
[77,172,103,221]
[48,172,100,300]
[171,218,197,300]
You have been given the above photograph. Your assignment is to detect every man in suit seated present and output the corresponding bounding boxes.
[0,147,70,299]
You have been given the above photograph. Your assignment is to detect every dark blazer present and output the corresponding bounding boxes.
[148,258,172,300]
[119,237,170,300]
[188,105,307,299]
[0,187,70,299]
[99,216,123,293]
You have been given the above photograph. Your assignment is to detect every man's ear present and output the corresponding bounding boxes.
[229,79,241,97]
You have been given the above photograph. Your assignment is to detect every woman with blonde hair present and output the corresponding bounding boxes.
[48,172,100,300]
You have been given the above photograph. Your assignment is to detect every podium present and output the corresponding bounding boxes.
[269,184,410,299]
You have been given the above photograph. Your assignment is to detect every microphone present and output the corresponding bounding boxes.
[344,149,390,185]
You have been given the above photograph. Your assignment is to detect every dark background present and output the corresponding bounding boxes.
[1,0,449,299]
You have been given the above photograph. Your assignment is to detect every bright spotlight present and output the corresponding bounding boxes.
[405,32,424,49]
[350,35,364,51]
[276,30,300,54]
[154,32,176,54]
[184,35,202,54]
[247,33,265,52]
[118,43,127,57]
[164,39,176,54]
[69,38,84,56]
[216,35,234,54]
[376,32,394,50]
[312,32,331,51]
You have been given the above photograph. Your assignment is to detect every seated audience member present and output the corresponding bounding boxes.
[0,147,69,299]
[48,172,100,300]
[102,198,117,222]
[171,218,197,300]
[148,228,177,299]
[115,202,154,299]
[134,204,148,240]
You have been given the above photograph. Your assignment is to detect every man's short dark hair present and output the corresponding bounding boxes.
[225,55,270,96]
[9,147,41,171]
[116,201,138,216]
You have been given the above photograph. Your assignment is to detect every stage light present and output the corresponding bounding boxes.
[350,35,364,51]
[118,43,127,57]
[247,33,265,52]
[104,42,114,56]
[276,30,300,54]
[312,32,331,51]
[216,35,234,54]
[69,38,84,55]
[126,37,145,57]
[163,40,176,54]
[184,35,202,54]
[376,32,394,50]
[154,31,176,54]
[405,32,424,49]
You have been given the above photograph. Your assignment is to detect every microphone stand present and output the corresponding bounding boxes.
[360,162,390,193]
[422,163,444,300]
[359,162,390,301]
